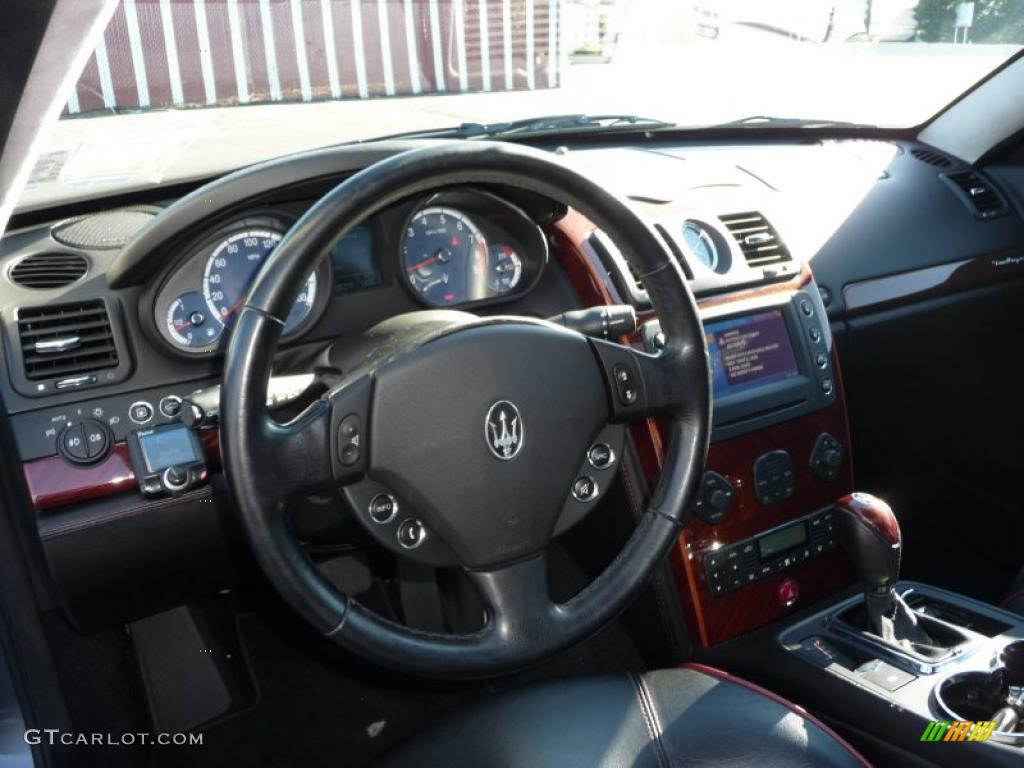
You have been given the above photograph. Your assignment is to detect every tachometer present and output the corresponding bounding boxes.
[202,229,317,334]
[401,207,487,305]
[167,291,223,349]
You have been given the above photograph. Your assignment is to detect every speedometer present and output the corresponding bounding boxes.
[202,229,317,334]
[401,207,488,306]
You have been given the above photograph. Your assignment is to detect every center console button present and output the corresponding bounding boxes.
[159,395,182,418]
[753,450,795,505]
[810,433,844,481]
[692,471,735,525]
[129,401,154,425]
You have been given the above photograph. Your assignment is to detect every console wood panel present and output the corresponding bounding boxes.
[25,430,220,512]
[552,209,856,648]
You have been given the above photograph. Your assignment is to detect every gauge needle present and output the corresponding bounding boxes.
[406,255,440,273]
[220,297,245,320]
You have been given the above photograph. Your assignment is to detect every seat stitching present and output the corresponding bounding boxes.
[629,673,669,768]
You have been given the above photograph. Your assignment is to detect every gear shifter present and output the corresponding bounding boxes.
[835,492,935,649]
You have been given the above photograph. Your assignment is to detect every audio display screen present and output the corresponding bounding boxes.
[138,424,200,472]
[758,523,807,560]
[706,310,800,398]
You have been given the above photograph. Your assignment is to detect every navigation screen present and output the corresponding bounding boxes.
[706,310,800,397]
[330,226,380,293]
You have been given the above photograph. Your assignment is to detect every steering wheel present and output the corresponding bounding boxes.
[221,141,711,677]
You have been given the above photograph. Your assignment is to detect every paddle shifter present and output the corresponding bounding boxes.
[835,492,935,649]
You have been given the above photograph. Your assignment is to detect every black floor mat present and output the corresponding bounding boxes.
[151,604,644,768]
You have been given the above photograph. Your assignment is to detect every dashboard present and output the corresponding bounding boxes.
[5,134,1024,641]
[149,188,549,356]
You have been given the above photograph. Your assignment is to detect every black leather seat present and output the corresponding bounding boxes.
[378,664,868,767]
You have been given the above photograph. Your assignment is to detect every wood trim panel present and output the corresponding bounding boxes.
[843,249,1024,317]
[25,429,220,512]
[551,209,856,648]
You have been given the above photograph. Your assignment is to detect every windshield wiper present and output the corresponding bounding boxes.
[716,115,879,130]
[352,114,675,143]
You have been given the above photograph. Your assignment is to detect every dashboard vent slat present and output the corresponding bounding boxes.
[8,252,88,288]
[910,147,953,168]
[941,171,1008,219]
[719,212,792,268]
[16,300,119,381]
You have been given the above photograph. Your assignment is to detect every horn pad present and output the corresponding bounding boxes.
[369,323,609,568]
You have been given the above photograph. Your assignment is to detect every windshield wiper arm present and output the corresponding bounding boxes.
[352,114,675,143]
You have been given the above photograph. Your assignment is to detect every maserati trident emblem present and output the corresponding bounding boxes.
[485,401,523,460]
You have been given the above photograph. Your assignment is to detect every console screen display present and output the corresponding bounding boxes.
[706,310,800,397]
[138,425,200,472]
[758,523,807,560]
[330,226,380,293]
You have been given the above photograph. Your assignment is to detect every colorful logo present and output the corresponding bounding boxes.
[921,720,997,742]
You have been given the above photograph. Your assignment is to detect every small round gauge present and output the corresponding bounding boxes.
[203,229,317,334]
[488,245,523,293]
[682,221,719,272]
[402,207,488,305]
[167,291,223,349]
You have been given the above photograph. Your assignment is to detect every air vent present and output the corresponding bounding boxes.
[719,212,792,268]
[16,300,119,381]
[910,147,952,168]
[941,171,1008,219]
[8,252,88,289]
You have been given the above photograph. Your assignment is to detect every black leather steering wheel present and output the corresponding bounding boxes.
[221,141,711,677]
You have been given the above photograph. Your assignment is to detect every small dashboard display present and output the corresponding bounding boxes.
[758,523,807,560]
[330,226,380,294]
[706,310,800,398]
[138,424,201,472]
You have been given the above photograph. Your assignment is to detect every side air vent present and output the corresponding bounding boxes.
[910,147,953,168]
[941,171,1008,219]
[719,212,792,268]
[8,252,89,289]
[16,300,119,381]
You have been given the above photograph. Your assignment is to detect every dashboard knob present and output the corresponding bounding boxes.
[161,465,191,493]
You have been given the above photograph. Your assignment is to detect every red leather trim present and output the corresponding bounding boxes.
[680,662,872,767]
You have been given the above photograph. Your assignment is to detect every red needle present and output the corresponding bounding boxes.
[220,297,245,320]
[406,255,440,273]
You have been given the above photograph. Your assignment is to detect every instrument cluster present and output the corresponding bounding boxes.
[150,190,547,355]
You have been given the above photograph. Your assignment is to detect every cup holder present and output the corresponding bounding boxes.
[934,641,1024,745]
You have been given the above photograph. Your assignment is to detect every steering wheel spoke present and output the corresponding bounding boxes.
[468,554,559,641]
[591,337,686,421]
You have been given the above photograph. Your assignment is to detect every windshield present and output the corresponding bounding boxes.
[19,0,1024,210]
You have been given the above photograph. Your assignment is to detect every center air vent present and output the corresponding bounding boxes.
[16,300,119,382]
[719,212,792,268]
[941,171,1008,219]
[8,252,89,289]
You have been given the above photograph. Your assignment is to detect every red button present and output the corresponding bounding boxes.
[778,578,799,607]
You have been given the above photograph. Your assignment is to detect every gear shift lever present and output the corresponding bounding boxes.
[835,492,934,648]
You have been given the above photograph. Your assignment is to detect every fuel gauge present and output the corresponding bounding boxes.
[488,245,523,294]
[167,291,223,350]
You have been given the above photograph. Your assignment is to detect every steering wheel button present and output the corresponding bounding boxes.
[587,443,614,469]
[340,445,360,466]
[369,493,398,524]
[397,519,426,549]
[572,476,598,502]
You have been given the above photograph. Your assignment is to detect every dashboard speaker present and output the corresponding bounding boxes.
[51,207,156,250]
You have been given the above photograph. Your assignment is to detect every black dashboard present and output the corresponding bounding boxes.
[4,135,1024,462]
